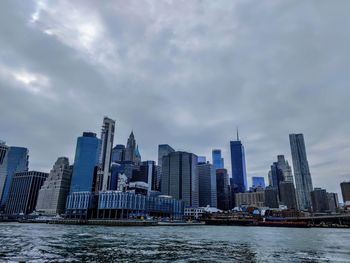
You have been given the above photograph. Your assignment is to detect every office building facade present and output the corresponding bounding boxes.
[265,186,279,208]
[212,149,224,170]
[0,142,9,204]
[158,144,175,168]
[252,176,265,189]
[197,162,217,207]
[161,151,199,207]
[340,181,350,202]
[216,169,230,210]
[230,138,247,193]
[235,190,265,208]
[0,146,29,209]
[327,192,339,213]
[289,134,313,210]
[279,181,298,209]
[311,188,329,213]
[277,155,294,183]
[111,144,125,163]
[5,171,48,215]
[36,157,72,215]
[70,132,100,193]
[98,117,115,191]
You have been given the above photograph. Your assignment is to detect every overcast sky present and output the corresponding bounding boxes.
[1,0,349,201]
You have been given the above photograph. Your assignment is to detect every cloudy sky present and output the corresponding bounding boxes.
[1,0,349,200]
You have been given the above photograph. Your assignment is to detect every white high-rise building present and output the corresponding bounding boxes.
[99,117,115,191]
[289,134,313,210]
[36,157,72,215]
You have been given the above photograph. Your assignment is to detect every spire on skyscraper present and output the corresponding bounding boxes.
[236,127,239,141]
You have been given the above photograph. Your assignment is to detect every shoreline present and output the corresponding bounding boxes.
[1,219,349,228]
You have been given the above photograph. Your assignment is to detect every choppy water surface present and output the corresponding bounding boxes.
[0,223,349,262]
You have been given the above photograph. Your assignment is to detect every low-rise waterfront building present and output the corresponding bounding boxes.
[66,191,184,220]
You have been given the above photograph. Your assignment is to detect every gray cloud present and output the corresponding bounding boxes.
[1,0,349,201]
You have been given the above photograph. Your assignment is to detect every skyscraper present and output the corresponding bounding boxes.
[252,176,265,189]
[310,188,329,213]
[0,142,9,203]
[270,162,284,199]
[36,157,72,215]
[5,171,48,215]
[125,131,137,163]
[0,146,29,209]
[158,144,175,168]
[131,160,160,194]
[197,162,217,207]
[98,117,115,191]
[230,132,247,193]
[276,155,294,183]
[161,151,199,207]
[264,186,279,208]
[340,181,350,202]
[327,192,339,212]
[212,149,224,170]
[216,169,230,210]
[70,132,100,193]
[111,144,125,163]
[289,133,313,210]
[279,181,298,209]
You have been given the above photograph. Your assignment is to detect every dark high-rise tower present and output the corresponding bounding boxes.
[340,182,350,203]
[230,130,247,193]
[289,133,313,210]
[197,162,217,207]
[161,151,198,207]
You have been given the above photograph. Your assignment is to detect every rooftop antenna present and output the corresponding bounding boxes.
[236,126,239,141]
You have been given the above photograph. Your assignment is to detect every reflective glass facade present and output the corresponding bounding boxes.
[230,141,247,193]
[70,132,100,193]
[212,149,224,170]
[0,147,29,208]
[252,176,265,189]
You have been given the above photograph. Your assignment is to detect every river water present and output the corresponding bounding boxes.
[0,223,349,262]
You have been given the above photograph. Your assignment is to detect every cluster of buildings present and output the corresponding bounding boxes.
[0,117,349,220]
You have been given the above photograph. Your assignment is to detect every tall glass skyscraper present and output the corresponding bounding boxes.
[212,149,224,170]
[197,162,217,208]
[0,146,29,209]
[230,138,247,193]
[289,133,313,210]
[161,151,198,207]
[70,132,100,193]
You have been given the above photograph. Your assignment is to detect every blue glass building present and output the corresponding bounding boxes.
[111,144,125,163]
[252,176,265,189]
[0,147,29,209]
[212,149,224,170]
[70,132,100,193]
[230,140,247,193]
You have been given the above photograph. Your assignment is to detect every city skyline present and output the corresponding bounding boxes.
[1,0,350,201]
